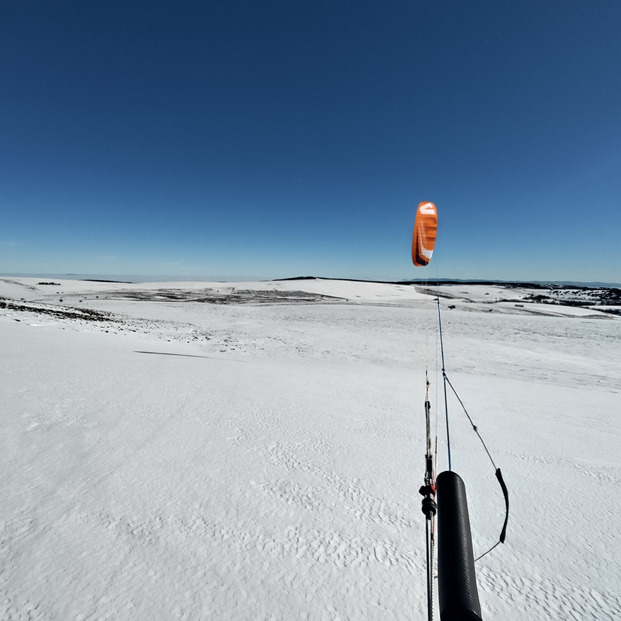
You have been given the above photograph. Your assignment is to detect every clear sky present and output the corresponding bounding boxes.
[1,1,620,283]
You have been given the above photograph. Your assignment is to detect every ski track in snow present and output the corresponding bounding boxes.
[1,278,620,620]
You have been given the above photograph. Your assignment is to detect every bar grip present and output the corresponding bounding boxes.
[437,470,483,621]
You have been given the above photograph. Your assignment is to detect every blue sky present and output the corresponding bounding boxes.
[1,1,620,283]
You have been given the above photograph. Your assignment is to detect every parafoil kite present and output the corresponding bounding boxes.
[411,201,438,266]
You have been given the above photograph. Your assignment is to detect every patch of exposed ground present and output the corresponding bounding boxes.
[97,288,345,304]
[0,300,114,322]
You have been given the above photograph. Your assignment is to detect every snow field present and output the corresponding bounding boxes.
[1,278,620,619]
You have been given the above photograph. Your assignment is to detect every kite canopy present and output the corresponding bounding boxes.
[412,202,438,267]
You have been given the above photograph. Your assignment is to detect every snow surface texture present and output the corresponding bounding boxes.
[1,277,620,620]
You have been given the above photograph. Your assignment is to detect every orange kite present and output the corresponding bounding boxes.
[412,202,438,267]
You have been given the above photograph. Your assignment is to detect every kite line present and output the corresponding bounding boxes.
[412,201,509,620]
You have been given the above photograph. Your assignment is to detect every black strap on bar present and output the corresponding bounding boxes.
[496,468,509,544]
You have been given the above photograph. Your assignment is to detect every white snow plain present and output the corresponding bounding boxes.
[1,277,620,620]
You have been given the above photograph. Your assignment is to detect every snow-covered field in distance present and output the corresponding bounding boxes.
[1,277,620,620]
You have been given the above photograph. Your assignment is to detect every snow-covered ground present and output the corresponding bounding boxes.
[1,277,620,620]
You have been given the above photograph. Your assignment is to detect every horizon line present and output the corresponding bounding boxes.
[2,272,620,289]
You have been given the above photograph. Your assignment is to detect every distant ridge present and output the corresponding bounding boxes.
[276,276,621,289]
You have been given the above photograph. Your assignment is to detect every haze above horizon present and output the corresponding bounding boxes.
[2,1,620,283]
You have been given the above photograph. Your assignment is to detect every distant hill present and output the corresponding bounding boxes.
[278,276,621,289]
